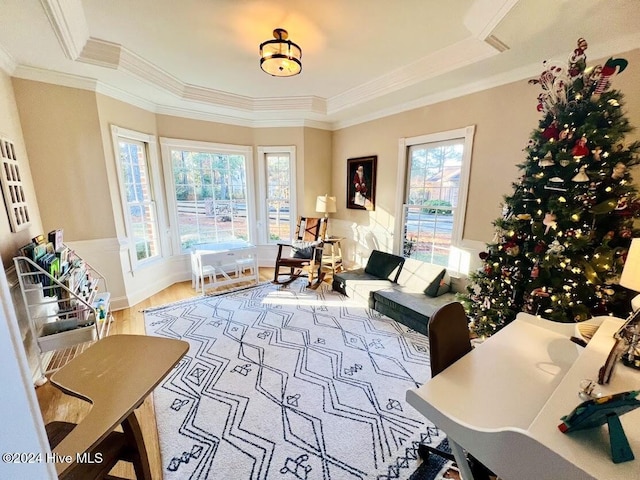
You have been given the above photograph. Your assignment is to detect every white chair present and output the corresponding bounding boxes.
[191,251,216,294]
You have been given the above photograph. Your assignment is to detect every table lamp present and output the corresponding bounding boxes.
[316,194,336,240]
[316,194,336,219]
[618,238,640,369]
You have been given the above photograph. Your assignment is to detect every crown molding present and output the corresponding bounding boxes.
[325,0,519,114]
[12,65,99,91]
[333,33,640,131]
[464,0,521,40]
[43,0,514,124]
[78,37,121,69]
[332,62,547,130]
[39,0,89,60]
[327,36,498,114]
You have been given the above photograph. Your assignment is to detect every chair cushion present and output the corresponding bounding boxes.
[396,258,449,297]
[373,289,457,324]
[291,240,320,259]
[364,250,404,281]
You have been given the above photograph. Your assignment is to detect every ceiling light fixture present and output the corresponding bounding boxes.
[259,28,302,77]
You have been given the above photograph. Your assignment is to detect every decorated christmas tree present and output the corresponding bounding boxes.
[460,38,640,338]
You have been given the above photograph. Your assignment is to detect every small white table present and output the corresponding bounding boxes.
[406,313,640,480]
[190,241,258,293]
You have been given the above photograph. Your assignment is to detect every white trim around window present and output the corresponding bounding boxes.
[257,146,297,245]
[159,137,256,253]
[394,125,475,272]
[110,125,166,270]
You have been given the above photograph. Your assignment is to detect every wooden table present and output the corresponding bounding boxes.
[48,334,189,479]
[406,313,640,479]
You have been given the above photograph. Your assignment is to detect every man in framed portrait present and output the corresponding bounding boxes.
[353,165,367,206]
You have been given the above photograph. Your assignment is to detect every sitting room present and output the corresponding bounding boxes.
[1,1,640,479]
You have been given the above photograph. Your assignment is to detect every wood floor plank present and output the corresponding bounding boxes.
[36,268,275,480]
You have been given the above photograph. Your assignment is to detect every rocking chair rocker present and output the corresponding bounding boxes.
[273,216,328,288]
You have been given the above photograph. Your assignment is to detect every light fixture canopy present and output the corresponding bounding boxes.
[260,28,302,77]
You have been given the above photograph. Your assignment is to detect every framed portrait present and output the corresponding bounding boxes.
[347,156,376,210]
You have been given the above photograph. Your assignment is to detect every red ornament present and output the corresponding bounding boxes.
[572,136,589,158]
[542,122,559,140]
[479,251,489,260]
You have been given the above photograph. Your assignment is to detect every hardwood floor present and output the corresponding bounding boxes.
[36,268,276,480]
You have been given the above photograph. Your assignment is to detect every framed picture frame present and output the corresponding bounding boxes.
[347,156,377,211]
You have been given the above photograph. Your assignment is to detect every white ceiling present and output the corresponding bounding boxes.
[0,0,639,129]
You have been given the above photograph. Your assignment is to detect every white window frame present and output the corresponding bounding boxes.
[159,137,256,253]
[110,125,164,270]
[394,126,475,272]
[257,146,297,245]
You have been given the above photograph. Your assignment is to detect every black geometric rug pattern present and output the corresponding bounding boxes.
[144,280,452,479]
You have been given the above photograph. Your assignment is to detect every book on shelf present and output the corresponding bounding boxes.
[48,229,63,252]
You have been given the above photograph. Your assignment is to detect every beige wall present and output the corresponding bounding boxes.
[302,128,332,216]
[332,48,640,251]
[0,72,43,268]
[12,80,114,241]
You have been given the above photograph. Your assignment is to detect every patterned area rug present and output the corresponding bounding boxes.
[144,280,452,479]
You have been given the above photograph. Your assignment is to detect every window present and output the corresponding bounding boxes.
[257,146,296,244]
[160,138,255,252]
[111,126,162,268]
[396,126,474,269]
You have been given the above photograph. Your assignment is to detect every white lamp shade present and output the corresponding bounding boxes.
[620,238,640,292]
[316,195,337,214]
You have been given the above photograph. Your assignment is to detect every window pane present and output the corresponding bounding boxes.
[171,149,248,250]
[404,141,462,265]
[118,139,160,263]
[266,153,291,242]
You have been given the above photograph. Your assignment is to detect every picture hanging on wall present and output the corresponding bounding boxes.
[0,136,31,232]
[347,155,376,211]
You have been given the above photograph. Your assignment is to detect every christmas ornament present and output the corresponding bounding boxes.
[534,241,547,254]
[592,146,603,161]
[531,264,540,278]
[571,136,589,158]
[572,165,589,182]
[542,122,559,140]
[543,212,557,234]
[531,287,550,297]
[545,176,567,192]
[612,162,626,179]
[593,58,629,94]
[568,38,588,78]
[547,240,565,254]
[505,244,520,256]
[538,151,555,167]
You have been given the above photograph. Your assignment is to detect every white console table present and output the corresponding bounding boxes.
[407,313,640,480]
[190,241,258,293]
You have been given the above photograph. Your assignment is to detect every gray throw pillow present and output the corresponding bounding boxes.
[291,240,319,259]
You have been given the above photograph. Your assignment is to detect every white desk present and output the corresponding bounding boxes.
[407,313,640,479]
[190,241,258,293]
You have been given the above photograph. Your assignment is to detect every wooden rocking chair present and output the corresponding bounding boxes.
[273,216,328,288]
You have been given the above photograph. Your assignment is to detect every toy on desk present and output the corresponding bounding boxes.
[558,389,640,464]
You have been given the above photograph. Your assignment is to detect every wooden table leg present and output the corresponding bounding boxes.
[121,411,152,480]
